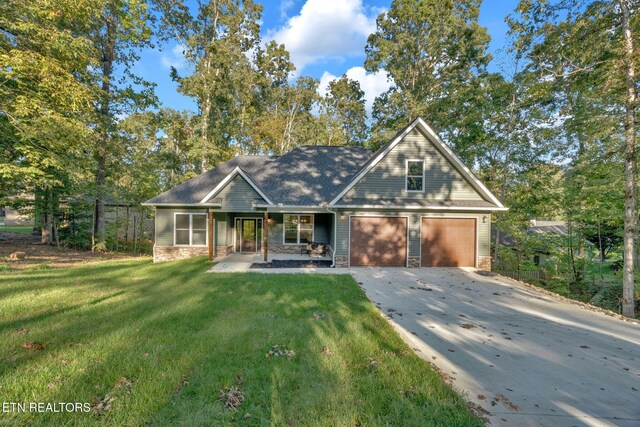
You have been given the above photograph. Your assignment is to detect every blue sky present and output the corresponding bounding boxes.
[134,0,519,114]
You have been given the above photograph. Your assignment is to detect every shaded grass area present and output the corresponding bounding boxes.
[0,258,480,426]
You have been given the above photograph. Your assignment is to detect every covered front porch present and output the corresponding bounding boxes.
[206,252,340,273]
[206,211,335,262]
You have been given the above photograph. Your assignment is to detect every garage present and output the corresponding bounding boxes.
[350,216,407,267]
[421,217,476,267]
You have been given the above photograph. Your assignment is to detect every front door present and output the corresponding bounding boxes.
[235,218,262,253]
[241,219,256,252]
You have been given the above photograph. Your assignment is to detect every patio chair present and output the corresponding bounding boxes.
[301,242,327,257]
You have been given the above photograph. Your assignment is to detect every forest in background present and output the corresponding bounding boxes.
[1,0,638,316]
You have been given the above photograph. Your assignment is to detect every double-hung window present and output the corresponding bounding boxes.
[406,160,424,192]
[175,213,207,246]
[284,214,314,244]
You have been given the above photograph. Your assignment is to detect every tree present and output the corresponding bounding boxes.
[0,0,98,243]
[89,0,157,251]
[321,76,368,146]
[509,0,639,317]
[364,0,491,154]
[156,0,263,165]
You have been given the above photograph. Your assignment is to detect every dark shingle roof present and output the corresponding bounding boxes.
[144,156,273,205]
[144,146,371,206]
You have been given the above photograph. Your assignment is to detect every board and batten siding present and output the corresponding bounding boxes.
[215,174,266,211]
[334,210,490,260]
[342,128,482,202]
[213,212,228,247]
[155,208,208,247]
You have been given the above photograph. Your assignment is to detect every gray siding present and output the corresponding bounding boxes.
[335,209,490,260]
[155,208,208,247]
[342,128,482,202]
[215,174,266,211]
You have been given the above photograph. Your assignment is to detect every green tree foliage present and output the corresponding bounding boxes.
[321,76,369,146]
[155,0,263,166]
[365,0,491,153]
[89,0,157,250]
[508,0,639,316]
[0,0,97,186]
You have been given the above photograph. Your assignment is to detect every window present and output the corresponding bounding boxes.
[283,214,314,244]
[175,213,207,246]
[406,160,424,192]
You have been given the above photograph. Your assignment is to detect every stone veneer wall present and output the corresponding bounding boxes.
[153,246,209,262]
[478,256,492,270]
[335,256,348,268]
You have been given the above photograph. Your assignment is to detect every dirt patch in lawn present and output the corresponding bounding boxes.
[0,232,147,269]
[249,259,333,269]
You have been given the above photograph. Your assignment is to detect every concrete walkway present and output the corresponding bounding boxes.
[350,267,640,427]
[206,253,349,274]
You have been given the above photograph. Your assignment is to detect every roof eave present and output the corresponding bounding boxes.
[328,204,508,211]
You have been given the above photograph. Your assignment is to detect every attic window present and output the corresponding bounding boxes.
[406,160,424,192]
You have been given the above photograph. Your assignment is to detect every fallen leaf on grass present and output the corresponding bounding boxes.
[93,377,134,416]
[312,311,324,320]
[266,345,296,359]
[219,385,244,411]
[22,342,44,351]
[15,327,28,334]
[321,346,332,356]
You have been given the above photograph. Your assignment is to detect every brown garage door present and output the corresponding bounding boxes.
[350,216,407,267]
[421,218,476,267]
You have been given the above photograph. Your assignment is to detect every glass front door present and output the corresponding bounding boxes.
[235,218,262,253]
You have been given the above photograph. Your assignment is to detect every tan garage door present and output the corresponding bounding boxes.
[350,216,407,267]
[421,218,476,267]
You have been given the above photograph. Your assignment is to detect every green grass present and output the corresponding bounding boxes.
[0,258,480,426]
[0,225,34,234]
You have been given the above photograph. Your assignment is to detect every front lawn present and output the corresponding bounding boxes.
[0,225,34,234]
[0,258,480,426]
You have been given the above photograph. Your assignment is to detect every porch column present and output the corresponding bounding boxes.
[263,210,268,262]
[208,211,214,262]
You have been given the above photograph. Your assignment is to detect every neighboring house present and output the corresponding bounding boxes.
[1,206,33,226]
[143,118,507,268]
[495,220,568,267]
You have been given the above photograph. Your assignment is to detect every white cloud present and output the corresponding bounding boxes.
[319,66,391,114]
[279,0,296,20]
[267,0,381,74]
[161,44,187,70]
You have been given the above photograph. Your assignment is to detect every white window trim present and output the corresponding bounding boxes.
[283,214,315,245]
[405,159,425,193]
[174,212,208,247]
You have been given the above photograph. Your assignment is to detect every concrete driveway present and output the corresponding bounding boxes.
[351,267,640,427]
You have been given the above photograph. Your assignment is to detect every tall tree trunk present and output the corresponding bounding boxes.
[493,91,518,265]
[94,11,116,251]
[41,188,51,245]
[620,0,636,318]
